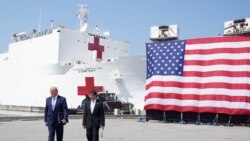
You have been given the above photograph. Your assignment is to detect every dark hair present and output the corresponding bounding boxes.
[91,90,97,96]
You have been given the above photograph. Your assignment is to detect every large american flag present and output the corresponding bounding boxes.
[144,36,250,115]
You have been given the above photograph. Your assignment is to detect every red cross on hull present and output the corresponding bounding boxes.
[77,77,104,96]
[88,37,104,59]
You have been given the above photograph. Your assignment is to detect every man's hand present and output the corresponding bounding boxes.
[45,122,48,126]
[61,119,67,125]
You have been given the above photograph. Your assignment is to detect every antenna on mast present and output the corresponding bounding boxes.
[77,4,88,33]
[38,6,42,32]
[50,20,54,29]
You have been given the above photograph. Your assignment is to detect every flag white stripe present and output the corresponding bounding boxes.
[185,53,250,60]
[146,75,250,85]
[186,41,250,50]
[184,65,250,71]
[144,98,250,110]
[146,87,250,97]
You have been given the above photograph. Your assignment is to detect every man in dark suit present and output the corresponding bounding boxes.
[83,91,105,141]
[44,86,69,141]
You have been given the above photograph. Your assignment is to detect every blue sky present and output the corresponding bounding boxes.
[0,0,249,55]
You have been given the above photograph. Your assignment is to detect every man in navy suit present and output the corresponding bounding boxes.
[83,90,105,141]
[44,87,69,141]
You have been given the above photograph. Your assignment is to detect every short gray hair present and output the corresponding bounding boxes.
[50,86,58,92]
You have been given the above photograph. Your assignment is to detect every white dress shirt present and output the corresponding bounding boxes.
[51,95,58,111]
[90,99,96,114]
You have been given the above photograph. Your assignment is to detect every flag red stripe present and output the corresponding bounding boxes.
[186,36,250,44]
[184,59,250,65]
[146,81,250,90]
[185,47,250,55]
[183,71,250,77]
[145,93,250,103]
[144,104,250,115]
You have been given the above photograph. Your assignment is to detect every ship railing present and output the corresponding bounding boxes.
[87,32,129,45]
[87,32,108,39]
[12,29,53,43]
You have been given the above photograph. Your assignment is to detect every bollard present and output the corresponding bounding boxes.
[114,108,120,115]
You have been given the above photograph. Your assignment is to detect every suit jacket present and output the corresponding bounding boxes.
[44,95,69,126]
[82,99,105,129]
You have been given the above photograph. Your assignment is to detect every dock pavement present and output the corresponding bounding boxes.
[0,110,249,141]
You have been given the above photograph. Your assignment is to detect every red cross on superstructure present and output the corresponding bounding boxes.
[77,77,104,96]
[88,36,104,59]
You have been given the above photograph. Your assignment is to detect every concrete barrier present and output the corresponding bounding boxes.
[0,105,44,113]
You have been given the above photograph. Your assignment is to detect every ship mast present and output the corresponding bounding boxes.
[77,5,88,33]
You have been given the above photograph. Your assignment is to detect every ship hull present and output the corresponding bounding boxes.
[0,55,146,109]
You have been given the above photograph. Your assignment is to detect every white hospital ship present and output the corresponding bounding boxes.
[0,5,146,110]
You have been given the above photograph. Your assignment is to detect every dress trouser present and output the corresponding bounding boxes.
[86,126,99,141]
[48,125,63,141]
